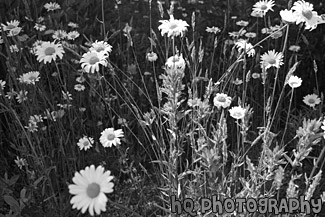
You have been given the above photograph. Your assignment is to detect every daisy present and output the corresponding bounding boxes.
[260,50,284,70]
[67,31,80,40]
[77,136,94,151]
[34,23,46,31]
[235,39,255,57]
[44,2,61,12]
[16,90,28,103]
[68,22,79,28]
[251,73,261,79]
[206,26,221,34]
[280,9,297,24]
[165,54,186,71]
[235,20,249,27]
[99,128,124,148]
[232,78,243,85]
[74,84,85,91]
[213,93,232,109]
[245,32,257,38]
[1,20,20,31]
[62,91,72,101]
[229,106,246,120]
[89,41,112,55]
[18,71,40,85]
[35,41,65,64]
[76,76,86,83]
[252,0,275,17]
[158,15,189,38]
[68,165,114,216]
[289,45,301,52]
[287,75,302,88]
[80,51,107,74]
[14,157,27,169]
[303,94,320,108]
[146,51,158,62]
[52,30,67,40]
[292,0,322,31]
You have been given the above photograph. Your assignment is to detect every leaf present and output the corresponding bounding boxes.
[4,195,20,213]
[148,37,156,47]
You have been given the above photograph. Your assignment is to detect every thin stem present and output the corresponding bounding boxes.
[280,88,294,147]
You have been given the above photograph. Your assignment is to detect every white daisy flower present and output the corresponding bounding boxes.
[34,23,46,31]
[99,128,124,148]
[89,41,112,55]
[280,9,297,24]
[232,78,243,85]
[251,73,261,79]
[80,51,107,74]
[165,54,186,71]
[229,106,246,120]
[146,51,158,62]
[289,45,301,52]
[260,50,284,69]
[16,90,28,103]
[52,30,67,40]
[292,0,322,31]
[18,71,40,85]
[77,136,94,151]
[245,32,257,38]
[287,75,302,88]
[35,41,65,64]
[68,165,114,216]
[76,76,86,83]
[235,39,255,57]
[158,15,189,38]
[68,22,79,28]
[206,26,221,34]
[74,84,85,91]
[303,94,320,108]
[236,20,249,27]
[252,0,275,17]
[1,20,20,31]
[44,2,61,12]
[62,91,72,101]
[213,93,232,109]
[14,157,27,169]
[67,31,80,40]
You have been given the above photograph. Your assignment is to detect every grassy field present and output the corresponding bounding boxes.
[1,0,325,216]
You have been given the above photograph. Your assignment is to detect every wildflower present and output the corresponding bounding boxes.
[89,41,113,55]
[213,93,232,109]
[5,89,16,99]
[80,51,107,73]
[165,54,186,71]
[289,45,301,52]
[16,90,28,103]
[229,106,246,120]
[76,76,86,83]
[99,128,124,148]
[25,121,38,132]
[18,71,40,85]
[158,15,189,38]
[74,84,85,91]
[67,31,80,40]
[14,157,27,169]
[52,30,67,40]
[252,0,275,17]
[303,94,320,108]
[62,91,72,101]
[232,78,243,85]
[44,2,61,12]
[235,20,249,27]
[231,16,237,20]
[260,50,284,69]
[35,41,65,64]
[280,9,297,23]
[229,29,247,38]
[34,23,46,31]
[68,165,114,216]
[245,32,257,38]
[79,107,86,112]
[235,39,255,57]
[9,45,19,53]
[292,0,322,31]
[1,20,19,31]
[68,22,79,28]
[287,75,302,88]
[77,136,94,151]
[251,73,261,79]
[146,51,158,62]
[206,26,221,34]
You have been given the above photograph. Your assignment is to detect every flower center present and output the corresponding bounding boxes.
[83,141,90,147]
[96,47,104,52]
[217,96,226,103]
[29,76,36,81]
[302,9,313,20]
[89,56,99,65]
[44,47,56,56]
[234,112,243,118]
[7,24,15,30]
[308,99,315,104]
[86,183,100,198]
[169,23,178,30]
[107,133,115,141]
[268,58,276,65]
[260,4,268,10]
